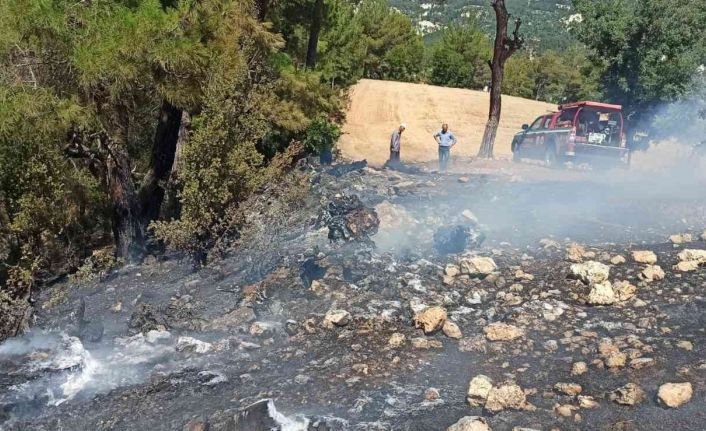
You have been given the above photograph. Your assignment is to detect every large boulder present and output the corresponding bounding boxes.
[485,384,531,412]
[639,265,665,282]
[587,281,616,305]
[658,382,693,408]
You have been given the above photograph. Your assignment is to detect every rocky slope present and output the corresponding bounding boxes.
[1,159,705,430]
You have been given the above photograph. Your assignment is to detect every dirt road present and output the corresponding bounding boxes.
[339,79,556,166]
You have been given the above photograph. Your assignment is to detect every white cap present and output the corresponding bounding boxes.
[400,123,407,129]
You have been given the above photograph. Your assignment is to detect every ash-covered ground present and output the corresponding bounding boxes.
[1,158,706,431]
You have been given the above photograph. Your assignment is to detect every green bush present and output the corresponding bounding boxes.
[303,116,341,154]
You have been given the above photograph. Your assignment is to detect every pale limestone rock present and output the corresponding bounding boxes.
[658,382,693,408]
[414,306,447,334]
[483,322,524,341]
[632,250,657,264]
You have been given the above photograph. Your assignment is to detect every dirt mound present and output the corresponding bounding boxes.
[339,79,556,166]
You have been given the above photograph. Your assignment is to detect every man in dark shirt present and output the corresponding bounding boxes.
[388,123,406,165]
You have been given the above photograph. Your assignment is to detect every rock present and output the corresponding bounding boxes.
[676,340,693,351]
[613,280,636,301]
[554,404,578,417]
[539,238,561,250]
[467,375,493,407]
[571,362,588,376]
[323,309,351,328]
[411,337,443,349]
[674,260,700,272]
[208,306,256,330]
[610,255,626,265]
[458,176,471,183]
[639,265,665,282]
[442,321,463,339]
[676,249,706,262]
[657,382,693,408]
[176,336,213,354]
[484,323,524,341]
[445,264,461,277]
[459,256,497,277]
[605,352,627,368]
[414,306,448,334]
[670,233,693,244]
[578,396,599,409]
[111,301,122,313]
[388,332,406,348]
[433,225,485,254]
[447,416,491,431]
[569,261,610,284]
[554,383,582,396]
[425,387,441,401]
[632,250,657,264]
[461,209,479,224]
[629,357,655,369]
[310,279,328,295]
[587,281,616,305]
[610,383,645,406]
[485,384,532,412]
[567,244,588,262]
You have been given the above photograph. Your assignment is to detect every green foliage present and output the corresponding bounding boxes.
[316,0,366,86]
[572,0,706,124]
[303,116,341,153]
[503,49,601,103]
[426,17,491,89]
[356,0,425,82]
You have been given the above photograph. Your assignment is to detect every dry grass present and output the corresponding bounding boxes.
[339,79,557,166]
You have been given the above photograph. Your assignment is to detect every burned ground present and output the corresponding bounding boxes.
[1,160,705,431]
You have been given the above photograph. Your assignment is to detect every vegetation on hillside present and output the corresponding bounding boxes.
[0,0,704,339]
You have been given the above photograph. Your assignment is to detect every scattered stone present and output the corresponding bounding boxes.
[176,336,213,354]
[571,362,588,376]
[539,238,561,250]
[447,416,491,431]
[632,250,657,264]
[629,357,655,369]
[467,375,493,407]
[676,340,694,351]
[208,307,256,330]
[578,396,599,409]
[323,309,351,328]
[411,337,443,349]
[610,383,645,406]
[554,383,582,396]
[613,280,636,301]
[610,255,626,265]
[569,261,610,284]
[605,352,627,368]
[442,321,463,339]
[554,404,578,417]
[485,384,532,412]
[111,302,122,313]
[425,387,440,401]
[461,209,479,224]
[587,281,616,305]
[657,382,693,408]
[483,322,524,341]
[445,264,461,277]
[459,256,497,277]
[414,306,448,334]
[388,332,406,348]
[639,265,665,282]
[674,261,700,272]
[670,233,693,244]
[567,244,591,262]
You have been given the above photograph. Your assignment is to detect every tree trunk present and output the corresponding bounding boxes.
[161,111,190,221]
[139,100,182,225]
[107,143,145,260]
[305,0,324,69]
[255,0,269,21]
[478,0,523,159]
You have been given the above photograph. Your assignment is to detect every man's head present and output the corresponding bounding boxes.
[399,123,407,133]
[441,123,448,133]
